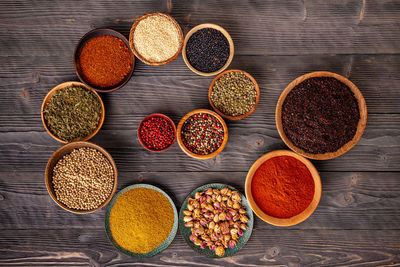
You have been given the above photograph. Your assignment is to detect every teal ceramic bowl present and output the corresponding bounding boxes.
[105,184,178,258]
[179,183,254,258]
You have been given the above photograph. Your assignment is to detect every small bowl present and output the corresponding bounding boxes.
[137,113,177,152]
[74,28,135,92]
[45,141,118,214]
[41,81,105,143]
[177,109,228,160]
[245,150,321,226]
[275,71,367,160]
[209,69,260,120]
[129,12,184,66]
[182,23,234,76]
[105,184,178,258]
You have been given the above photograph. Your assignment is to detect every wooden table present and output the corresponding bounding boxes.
[1,0,399,266]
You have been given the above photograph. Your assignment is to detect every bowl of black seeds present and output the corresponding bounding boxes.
[275,71,367,160]
[182,23,234,76]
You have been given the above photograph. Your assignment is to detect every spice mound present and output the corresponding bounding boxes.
[43,86,102,141]
[186,28,230,73]
[52,147,114,210]
[282,77,360,154]
[181,113,224,155]
[183,187,249,257]
[211,71,257,117]
[251,156,314,218]
[79,35,132,88]
[139,115,176,151]
[109,188,174,254]
[133,14,181,63]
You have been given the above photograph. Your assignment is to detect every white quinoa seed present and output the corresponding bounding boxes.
[133,14,180,63]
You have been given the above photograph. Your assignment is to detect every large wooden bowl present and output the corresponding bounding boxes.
[177,109,228,160]
[209,69,260,120]
[41,81,105,143]
[129,12,183,66]
[182,23,234,76]
[74,28,135,92]
[45,141,118,214]
[275,71,367,160]
[245,150,321,226]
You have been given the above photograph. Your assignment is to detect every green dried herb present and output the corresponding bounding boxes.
[211,71,257,117]
[43,86,102,141]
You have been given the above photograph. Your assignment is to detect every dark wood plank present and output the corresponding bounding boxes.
[2,54,400,115]
[1,229,399,266]
[1,171,400,230]
[0,114,398,172]
[0,0,399,57]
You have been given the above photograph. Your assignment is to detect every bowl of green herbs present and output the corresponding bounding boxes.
[41,81,105,143]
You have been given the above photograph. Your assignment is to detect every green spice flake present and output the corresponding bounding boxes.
[211,71,257,117]
[43,86,102,141]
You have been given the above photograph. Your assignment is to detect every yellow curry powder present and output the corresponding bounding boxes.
[109,188,174,253]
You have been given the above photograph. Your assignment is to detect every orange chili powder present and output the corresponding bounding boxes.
[251,155,314,218]
[79,35,131,88]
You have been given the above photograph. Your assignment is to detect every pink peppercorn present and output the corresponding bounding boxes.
[139,115,176,151]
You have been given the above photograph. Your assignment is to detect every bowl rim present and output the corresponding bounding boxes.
[177,109,228,160]
[244,149,322,226]
[73,28,135,92]
[104,183,179,258]
[45,141,118,214]
[182,23,234,76]
[137,113,177,152]
[208,69,260,120]
[41,81,105,143]
[129,12,184,66]
[275,71,368,160]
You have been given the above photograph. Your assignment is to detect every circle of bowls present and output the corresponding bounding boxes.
[129,12,184,66]
[179,183,253,258]
[45,141,118,214]
[177,109,228,160]
[182,23,234,76]
[41,81,105,143]
[208,69,260,120]
[275,71,367,160]
[105,184,178,258]
[74,28,135,92]
[245,149,322,226]
[137,113,177,152]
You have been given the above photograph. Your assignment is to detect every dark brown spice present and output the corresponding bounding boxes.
[281,77,360,154]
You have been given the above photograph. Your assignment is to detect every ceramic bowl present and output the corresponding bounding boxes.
[45,141,118,214]
[74,28,135,92]
[105,184,178,258]
[275,71,367,160]
[209,69,260,120]
[182,23,234,76]
[41,81,105,143]
[245,150,321,226]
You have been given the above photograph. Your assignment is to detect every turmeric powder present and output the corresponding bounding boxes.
[109,188,174,253]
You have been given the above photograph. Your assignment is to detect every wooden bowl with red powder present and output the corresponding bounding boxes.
[74,28,135,92]
[245,150,321,226]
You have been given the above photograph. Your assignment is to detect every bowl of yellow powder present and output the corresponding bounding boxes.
[129,12,183,66]
[105,184,178,257]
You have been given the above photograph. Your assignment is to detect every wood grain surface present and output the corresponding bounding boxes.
[1,0,400,266]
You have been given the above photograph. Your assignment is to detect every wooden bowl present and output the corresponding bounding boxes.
[137,113,177,152]
[41,81,105,143]
[208,69,260,120]
[245,150,321,226]
[177,109,228,160]
[45,141,118,214]
[182,23,234,76]
[275,71,367,160]
[129,12,183,66]
[74,28,135,92]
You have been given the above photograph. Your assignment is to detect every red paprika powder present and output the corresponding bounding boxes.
[251,156,314,218]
